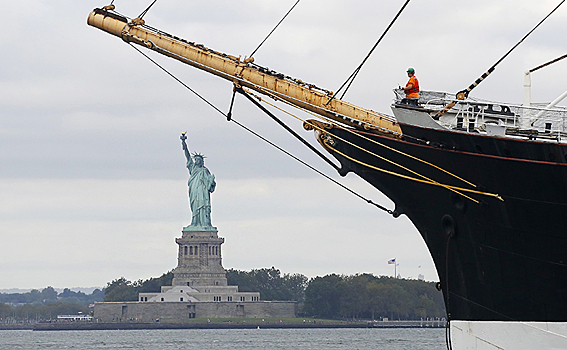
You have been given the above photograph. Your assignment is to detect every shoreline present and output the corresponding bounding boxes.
[1,320,446,331]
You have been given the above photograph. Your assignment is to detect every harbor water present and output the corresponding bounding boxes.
[0,328,446,349]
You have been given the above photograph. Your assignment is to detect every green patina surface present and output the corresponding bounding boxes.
[181,133,216,231]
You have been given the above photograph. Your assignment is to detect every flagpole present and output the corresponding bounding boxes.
[388,258,396,277]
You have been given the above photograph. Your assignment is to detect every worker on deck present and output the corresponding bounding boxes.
[402,67,419,106]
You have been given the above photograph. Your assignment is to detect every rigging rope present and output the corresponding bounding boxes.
[324,145,499,203]
[242,87,503,202]
[435,0,565,118]
[249,0,301,58]
[128,43,395,215]
[138,0,158,20]
[233,120,395,215]
[129,44,226,116]
[529,53,567,73]
[253,86,477,188]
[327,0,411,105]
[235,86,341,172]
[486,0,565,80]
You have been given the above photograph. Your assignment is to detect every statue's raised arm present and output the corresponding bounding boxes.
[180,132,193,169]
[180,132,216,231]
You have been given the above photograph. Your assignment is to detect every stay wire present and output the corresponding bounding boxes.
[243,87,496,200]
[128,43,394,215]
[254,86,479,190]
[529,53,567,73]
[249,0,301,58]
[129,43,226,116]
[234,119,394,215]
[328,0,411,104]
[239,87,505,204]
[461,0,565,98]
[492,0,564,73]
[139,0,158,20]
[435,0,565,119]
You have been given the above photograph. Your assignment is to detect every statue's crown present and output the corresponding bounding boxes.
[192,152,206,159]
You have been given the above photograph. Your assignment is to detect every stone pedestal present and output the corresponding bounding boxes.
[172,229,228,287]
[96,226,297,321]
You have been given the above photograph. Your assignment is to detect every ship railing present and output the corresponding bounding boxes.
[453,101,567,141]
[393,89,567,142]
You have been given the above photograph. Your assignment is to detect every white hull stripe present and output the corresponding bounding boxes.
[450,321,567,349]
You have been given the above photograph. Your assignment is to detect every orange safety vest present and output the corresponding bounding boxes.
[405,76,419,99]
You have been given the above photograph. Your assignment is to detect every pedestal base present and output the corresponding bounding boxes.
[172,229,227,287]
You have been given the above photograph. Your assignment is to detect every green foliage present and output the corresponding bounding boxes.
[58,288,104,305]
[0,302,90,321]
[226,269,257,293]
[304,274,445,320]
[226,267,307,302]
[41,287,58,302]
[136,271,174,293]
[103,277,138,302]
[0,303,12,319]
[100,268,444,320]
[0,286,104,306]
[303,274,344,317]
[103,271,174,302]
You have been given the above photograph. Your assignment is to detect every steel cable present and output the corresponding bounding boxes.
[247,87,482,190]
[328,0,411,104]
[128,43,395,215]
[249,0,301,58]
[138,0,158,20]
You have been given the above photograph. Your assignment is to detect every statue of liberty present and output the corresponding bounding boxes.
[180,132,216,230]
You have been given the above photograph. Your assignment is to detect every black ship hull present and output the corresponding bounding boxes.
[322,124,567,322]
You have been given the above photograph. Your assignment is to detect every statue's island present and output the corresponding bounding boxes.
[94,134,296,321]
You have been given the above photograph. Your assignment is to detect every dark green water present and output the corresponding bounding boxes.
[0,328,446,349]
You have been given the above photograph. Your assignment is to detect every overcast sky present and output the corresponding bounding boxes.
[1,0,566,290]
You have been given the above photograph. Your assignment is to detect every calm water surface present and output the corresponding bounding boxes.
[1,328,446,349]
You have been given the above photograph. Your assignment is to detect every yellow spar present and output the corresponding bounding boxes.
[87,7,402,136]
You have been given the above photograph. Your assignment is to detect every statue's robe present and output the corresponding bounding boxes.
[187,160,216,227]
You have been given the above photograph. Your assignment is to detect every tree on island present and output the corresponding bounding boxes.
[100,268,445,320]
[103,271,174,302]
[304,274,444,320]
[0,286,103,322]
[0,286,103,306]
[226,267,308,302]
